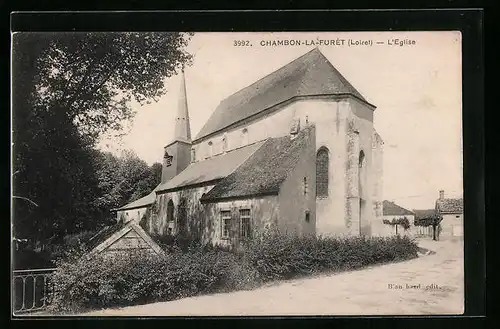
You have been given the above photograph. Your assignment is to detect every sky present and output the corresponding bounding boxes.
[98,31,463,210]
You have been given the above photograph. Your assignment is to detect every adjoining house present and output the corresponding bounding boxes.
[373,200,415,236]
[90,48,385,254]
[435,190,463,238]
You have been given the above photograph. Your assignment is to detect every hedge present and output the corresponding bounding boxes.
[47,232,418,313]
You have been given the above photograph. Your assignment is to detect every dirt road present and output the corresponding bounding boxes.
[81,238,463,316]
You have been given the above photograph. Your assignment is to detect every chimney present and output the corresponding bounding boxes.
[439,190,444,200]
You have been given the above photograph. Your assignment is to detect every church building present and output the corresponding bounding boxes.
[92,48,384,253]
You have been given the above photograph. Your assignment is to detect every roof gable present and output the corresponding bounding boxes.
[201,127,313,202]
[194,48,370,141]
[382,200,415,216]
[436,198,463,214]
[88,222,163,257]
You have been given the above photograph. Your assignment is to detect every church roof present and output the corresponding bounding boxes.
[156,140,265,192]
[436,198,463,214]
[114,185,160,211]
[201,127,313,202]
[382,200,415,216]
[194,48,371,142]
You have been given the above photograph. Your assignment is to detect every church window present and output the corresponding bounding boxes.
[207,141,213,158]
[221,210,231,239]
[316,147,329,197]
[164,149,173,166]
[359,150,365,168]
[167,199,174,222]
[303,177,308,196]
[239,209,251,239]
[242,128,249,146]
[305,210,310,223]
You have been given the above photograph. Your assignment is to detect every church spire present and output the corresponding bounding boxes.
[174,70,191,142]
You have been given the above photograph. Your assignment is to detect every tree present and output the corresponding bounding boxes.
[383,217,411,235]
[414,215,443,241]
[92,150,161,226]
[12,32,193,246]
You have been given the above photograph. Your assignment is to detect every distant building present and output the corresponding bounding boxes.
[435,190,463,238]
[90,48,385,256]
[373,200,414,236]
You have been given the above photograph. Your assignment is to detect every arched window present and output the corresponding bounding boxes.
[242,128,249,146]
[359,150,365,168]
[316,147,329,197]
[167,199,174,222]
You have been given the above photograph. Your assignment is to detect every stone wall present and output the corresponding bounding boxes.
[147,185,279,247]
[117,207,148,224]
[277,126,316,236]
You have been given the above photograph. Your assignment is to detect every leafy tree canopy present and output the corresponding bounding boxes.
[12,32,192,246]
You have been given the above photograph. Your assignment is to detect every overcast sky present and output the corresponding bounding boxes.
[98,31,462,210]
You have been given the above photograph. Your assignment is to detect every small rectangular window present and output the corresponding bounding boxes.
[239,209,251,239]
[221,210,231,239]
[305,211,310,222]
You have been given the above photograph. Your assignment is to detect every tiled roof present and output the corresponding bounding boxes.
[156,141,265,192]
[382,200,415,216]
[194,48,370,141]
[436,198,463,214]
[413,209,438,220]
[115,184,161,211]
[201,127,313,202]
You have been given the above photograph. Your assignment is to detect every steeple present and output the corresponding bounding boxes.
[161,70,193,184]
[174,70,192,142]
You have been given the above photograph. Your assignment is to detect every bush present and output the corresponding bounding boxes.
[242,231,418,282]
[47,232,418,314]
[48,248,260,313]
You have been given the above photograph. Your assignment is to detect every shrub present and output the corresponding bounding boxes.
[47,248,259,313]
[243,232,418,282]
[47,232,418,314]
